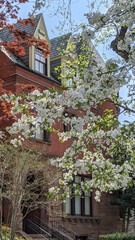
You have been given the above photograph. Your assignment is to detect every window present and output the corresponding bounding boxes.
[65,65,76,87]
[33,123,51,143]
[29,108,51,143]
[35,48,47,75]
[66,176,92,216]
[63,112,75,132]
[63,122,71,132]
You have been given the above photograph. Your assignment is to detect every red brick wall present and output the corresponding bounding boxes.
[47,192,122,240]
[0,52,16,79]
[0,54,122,238]
[15,65,60,90]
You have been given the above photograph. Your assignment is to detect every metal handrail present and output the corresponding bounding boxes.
[51,220,78,240]
[32,216,64,240]
[33,216,78,240]
[24,219,51,240]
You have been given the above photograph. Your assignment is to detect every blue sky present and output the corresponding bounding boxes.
[19,1,91,39]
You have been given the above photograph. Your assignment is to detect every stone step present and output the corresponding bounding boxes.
[29,235,57,240]
[29,234,44,238]
[16,231,33,240]
[31,238,46,240]
[29,234,48,239]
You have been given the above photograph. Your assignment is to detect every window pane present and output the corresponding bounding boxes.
[66,197,71,214]
[67,80,72,86]
[41,55,45,63]
[44,130,50,142]
[85,197,90,215]
[35,60,39,71]
[35,123,43,140]
[35,53,39,60]
[75,176,81,184]
[40,63,44,74]
[66,188,71,214]
[75,196,81,214]
[85,191,91,197]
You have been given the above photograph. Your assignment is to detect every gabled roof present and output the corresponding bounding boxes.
[0,13,61,84]
[0,13,42,42]
[50,33,71,59]
[0,14,42,68]
[50,33,90,60]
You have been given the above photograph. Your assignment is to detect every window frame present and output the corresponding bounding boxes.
[35,48,47,75]
[65,61,77,88]
[62,112,75,132]
[30,123,51,143]
[29,108,51,144]
[35,127,51,143]
[65,176,93,217]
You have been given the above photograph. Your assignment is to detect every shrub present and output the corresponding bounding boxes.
[99,232,135,240]
[2,226,25,240]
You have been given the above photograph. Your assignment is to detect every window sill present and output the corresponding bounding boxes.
[30,138,51,145]
[62,216,101,223]
[35,69,47,77]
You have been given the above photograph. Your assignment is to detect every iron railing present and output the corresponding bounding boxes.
[32,216,78,240]
[32,216,64,240]
[24,219,51,240]
[24,216,78,240]
[51,220,78,240]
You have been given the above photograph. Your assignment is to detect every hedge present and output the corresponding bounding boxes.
[99,232,135,240]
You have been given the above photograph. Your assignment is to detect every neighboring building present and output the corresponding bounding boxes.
[0,13,122,240]
[128,210,135,234]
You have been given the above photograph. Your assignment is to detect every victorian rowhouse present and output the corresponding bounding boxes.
[0,13,122,240]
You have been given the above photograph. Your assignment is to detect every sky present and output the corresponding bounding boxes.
[19,1,91,39]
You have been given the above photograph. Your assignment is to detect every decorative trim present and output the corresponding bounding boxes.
[38,29,45,36]
[62,216,101,223]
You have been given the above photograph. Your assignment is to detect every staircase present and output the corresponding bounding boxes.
[23,219,51,240]
[23,216,78,240]
[51,220,78,240]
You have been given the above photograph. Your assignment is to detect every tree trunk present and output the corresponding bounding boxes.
[0,170,4,240]
[9,204,18,240]
[9,191,21,240]
[0,188,3,240]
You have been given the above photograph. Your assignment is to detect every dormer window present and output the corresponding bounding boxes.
[65,63,77,87]
[35,48,47,75]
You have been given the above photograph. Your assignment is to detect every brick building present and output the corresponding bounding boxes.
[0,13,122,240]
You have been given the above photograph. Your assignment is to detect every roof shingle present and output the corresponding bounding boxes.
[0,13,42,43]
[50,33,71,59]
